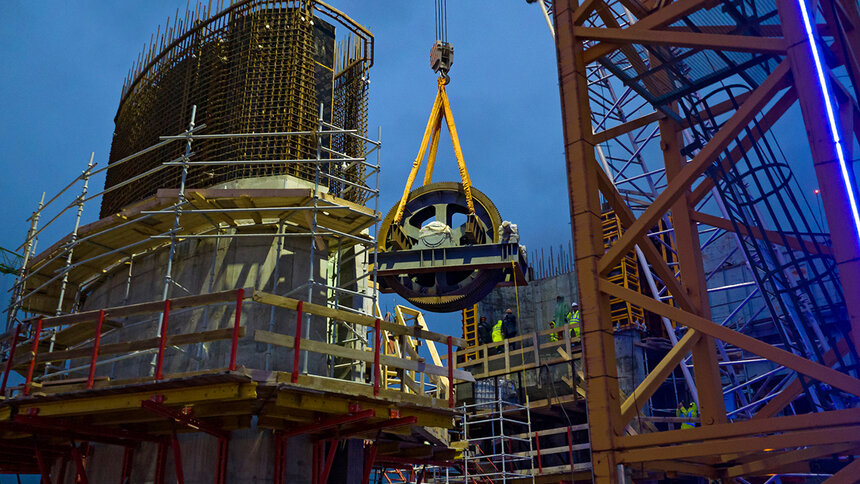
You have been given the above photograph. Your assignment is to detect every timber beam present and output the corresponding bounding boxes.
[8,381,258,418]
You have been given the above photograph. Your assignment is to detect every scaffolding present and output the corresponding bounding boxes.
[459,393,535,483]
[3,100,384,382]
[6,105,381,331]
[0,104,474,480]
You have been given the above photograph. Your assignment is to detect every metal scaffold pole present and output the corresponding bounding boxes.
[54,152,95,317]
[161,105,197,302]
[152,105,196,377]
[302,104,325,375]
[44,153,96,375]
[7,192,45,331]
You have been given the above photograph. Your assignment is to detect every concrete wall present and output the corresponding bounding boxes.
[478,271,648,413]
[67,175,366,483]
[614,328,647,403]
[477,271,578,335]
[81,227,328,379]
[55,427,314,484]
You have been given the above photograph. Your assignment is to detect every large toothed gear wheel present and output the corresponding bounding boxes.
[378,182,504,312]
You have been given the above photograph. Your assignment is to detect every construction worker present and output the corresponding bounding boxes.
[491,317,504,355]
[502,308,518,350]
[477,316,492,346]
[548,321,559,342]
[686,401,698,428]
[676,401,698,429]
[502,308,518,339]
[553,295,567,329]
[566,302,581,337]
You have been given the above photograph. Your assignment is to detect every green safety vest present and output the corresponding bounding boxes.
[549,322,558,342]
[492,320,504,342]
[566,310,581,337]
[677,403,698,429]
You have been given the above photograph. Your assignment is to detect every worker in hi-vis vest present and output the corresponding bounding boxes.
[549,321,559,342]
[566,302,581,337]
[491,319,504,354]
[676,401,698,429]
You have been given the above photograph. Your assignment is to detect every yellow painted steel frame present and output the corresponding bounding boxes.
[392,77,476,225]
[553,0,860,482]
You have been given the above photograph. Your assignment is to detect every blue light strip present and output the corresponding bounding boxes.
[796,0,860,243]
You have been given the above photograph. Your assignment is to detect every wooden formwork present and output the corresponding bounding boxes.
[0,288,468,480]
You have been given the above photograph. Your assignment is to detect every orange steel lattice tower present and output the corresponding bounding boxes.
[553,0,860,482]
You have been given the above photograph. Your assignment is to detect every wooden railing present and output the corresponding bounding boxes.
[3,288,250,397]
[515,424,592,477]
[251,291,473,407]
[378,305,456,404]
[453,326,582,380]
[1,289,472,408]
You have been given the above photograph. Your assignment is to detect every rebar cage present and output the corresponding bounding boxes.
[102,0,373,217]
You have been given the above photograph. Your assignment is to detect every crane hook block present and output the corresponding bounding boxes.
[430,41,454,76]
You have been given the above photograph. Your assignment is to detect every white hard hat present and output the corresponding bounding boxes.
[571,302,579,307]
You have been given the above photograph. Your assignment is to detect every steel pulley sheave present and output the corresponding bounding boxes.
[378,182,504,313]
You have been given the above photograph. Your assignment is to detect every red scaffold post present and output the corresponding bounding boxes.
[154,440,168,484]
[0,323,22,394]
[120,446,135,484]
[155,299,171,381]
[24,318,43,396]
[229,288,244,371]
[292,300,304,384]
[86,310,105,389]
[172,429,185,484]
[361,444,378,484]
[35,448,52,484]
[70,443,90,484]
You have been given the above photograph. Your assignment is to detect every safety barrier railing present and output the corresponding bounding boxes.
[452,326,581,380]
[2,288,250,398]
[251,291,473,408]
[2,288,471,408]
[515,424,592,477]
[7,110,381,335]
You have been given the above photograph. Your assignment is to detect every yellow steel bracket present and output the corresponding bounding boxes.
[393,77,476,225]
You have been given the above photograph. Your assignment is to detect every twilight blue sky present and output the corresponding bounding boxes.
[0,1,570,347]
